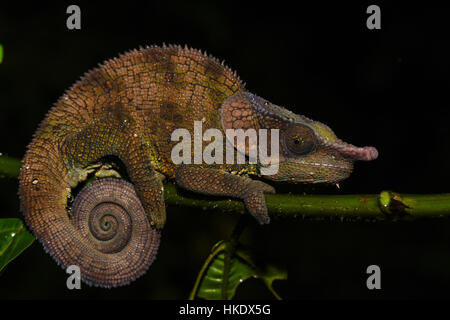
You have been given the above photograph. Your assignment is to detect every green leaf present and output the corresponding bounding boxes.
[0,218,35,273]
[235,248,287,300]
[0,155,22,179]
[193,241,286,300]
[0,44,3,64]
[197,251,250,300]
[259,264,287,300]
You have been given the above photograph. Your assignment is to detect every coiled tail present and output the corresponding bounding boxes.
[19,127,161,288]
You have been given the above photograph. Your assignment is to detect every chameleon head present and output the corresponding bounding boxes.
[221,92,378,184]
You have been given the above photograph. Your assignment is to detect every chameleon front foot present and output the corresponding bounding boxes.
[242,180,275,224]
[175,166,275,224]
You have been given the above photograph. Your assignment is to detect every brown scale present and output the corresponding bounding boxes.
[19,45,378,288]
[18,45,246,287]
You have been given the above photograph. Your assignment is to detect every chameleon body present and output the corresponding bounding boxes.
[18,45,378,287]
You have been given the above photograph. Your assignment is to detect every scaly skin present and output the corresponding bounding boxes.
[18,45,378,287]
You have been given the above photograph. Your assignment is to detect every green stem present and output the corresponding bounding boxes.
[2,156,450,221]
[166,185,450,222]
[188,241,227,300]
[222,217,248,299]
[0,155,21,178]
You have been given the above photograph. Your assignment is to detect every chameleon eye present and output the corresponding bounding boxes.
[284,124,317,156]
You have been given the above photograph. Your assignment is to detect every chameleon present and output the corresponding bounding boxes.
[18,44,378,288]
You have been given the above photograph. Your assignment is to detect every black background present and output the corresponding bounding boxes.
[1,1,450,299]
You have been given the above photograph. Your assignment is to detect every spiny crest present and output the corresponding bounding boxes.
[65,44,245,95]
[163,44,244,87]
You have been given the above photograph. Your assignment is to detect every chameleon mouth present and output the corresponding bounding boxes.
[294,159,353,171]
[265,158,354,183]
[302,160,353,184]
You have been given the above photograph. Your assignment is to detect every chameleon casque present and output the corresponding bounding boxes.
[18,45,378,288]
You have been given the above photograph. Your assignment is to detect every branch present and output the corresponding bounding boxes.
[2,155,450,221]
[165,183,450,221]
